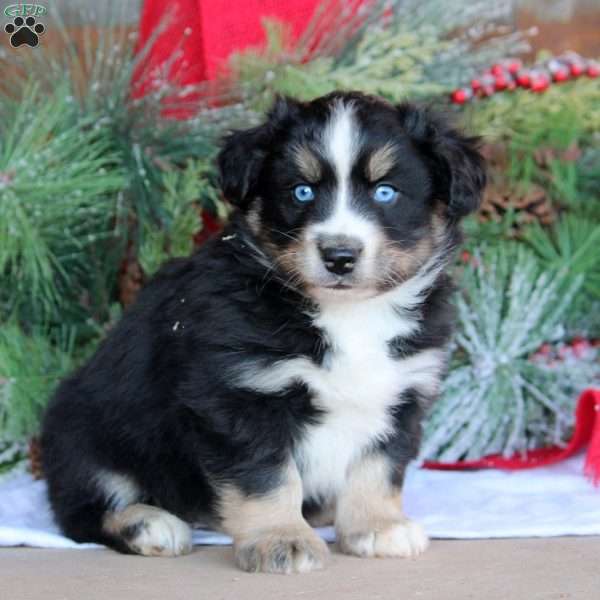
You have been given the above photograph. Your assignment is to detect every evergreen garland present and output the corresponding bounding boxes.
[0,1,598,471]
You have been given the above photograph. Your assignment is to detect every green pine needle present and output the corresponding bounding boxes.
[138,160,221,276]
[0,83,124,328]
[523,216,600,337]
[230,0,529,109]
[0,324,77,445]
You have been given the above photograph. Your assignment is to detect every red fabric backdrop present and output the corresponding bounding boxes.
[135,0,321,97]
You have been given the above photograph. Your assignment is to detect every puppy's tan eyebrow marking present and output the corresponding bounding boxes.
[366,142,398,181]
[292,144,322,183]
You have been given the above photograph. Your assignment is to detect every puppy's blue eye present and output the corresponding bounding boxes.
[293,184,315,203]
[373,184,398,204]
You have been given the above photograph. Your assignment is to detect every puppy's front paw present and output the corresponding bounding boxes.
[106,504,192,557]
[339,519,428,558]
[235,527,329,574]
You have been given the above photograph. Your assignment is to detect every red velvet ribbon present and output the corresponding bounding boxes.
[424,389,600,486]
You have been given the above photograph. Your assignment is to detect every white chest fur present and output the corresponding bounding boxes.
[296,291,443,502]
[237,273,446,503]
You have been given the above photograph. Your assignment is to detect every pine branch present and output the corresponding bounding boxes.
[0,83,124,330]
[138,160,222,276]
[523,216,600,337]
[230,0,530,109]
[421,244,599,462]
[0,324,78,446]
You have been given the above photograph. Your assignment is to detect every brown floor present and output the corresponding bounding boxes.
[1,537,598,600]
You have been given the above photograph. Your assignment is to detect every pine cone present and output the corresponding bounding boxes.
[533,142,582,168]
[479,180,556,230]
[28,436,43,480]
[480,142,509,171]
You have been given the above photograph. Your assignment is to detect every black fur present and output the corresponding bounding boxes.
[42,91,485,555]
[396,103,486,219]
[43,220,325,541]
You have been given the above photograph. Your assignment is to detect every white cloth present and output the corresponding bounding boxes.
[1,454,598,549]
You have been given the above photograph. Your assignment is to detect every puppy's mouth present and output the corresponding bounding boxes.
[309,274,360,291]
[325,281,353,290]
[307,275,379,300]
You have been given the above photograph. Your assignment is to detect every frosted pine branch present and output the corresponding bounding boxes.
[420,245,600,462]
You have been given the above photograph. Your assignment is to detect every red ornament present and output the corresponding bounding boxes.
[587,62,600,78]
[561,52,586,77]
[570,62,585,76]
[450,53,597,105]
[506,59,522,74]
[480,84,495,97]
[548,59,569,82]
[530,69,550,92]
[490,63,504,77]
[571,338,592,358]
[553,69,569,82]
[450,88,472,104]
[516,70,531,87]
[531,80,549,92]
[494,74,509,90]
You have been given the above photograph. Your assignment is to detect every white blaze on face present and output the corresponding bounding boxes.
[304,101,382,288]
[326,100,358,218]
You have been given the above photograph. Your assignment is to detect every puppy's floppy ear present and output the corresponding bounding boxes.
[397,103,486,219]
[217,96,301,209]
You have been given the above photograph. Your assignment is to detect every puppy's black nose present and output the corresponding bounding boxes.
[319,246,360,275]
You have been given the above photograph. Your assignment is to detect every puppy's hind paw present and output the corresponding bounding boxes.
[235,526,329,574]
[339,519,428,558]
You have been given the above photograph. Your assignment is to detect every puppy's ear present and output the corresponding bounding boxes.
[217,96,301,209]
[397,103,486,219]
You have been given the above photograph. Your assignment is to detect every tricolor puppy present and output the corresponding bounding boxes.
[42,92,485,573]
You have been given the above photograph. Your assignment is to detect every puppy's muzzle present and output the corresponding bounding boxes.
[318,236,364,276]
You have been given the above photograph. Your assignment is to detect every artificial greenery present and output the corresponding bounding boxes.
[139,160,224,276]
[0,3,231,470]
[420,245,599,462]
[466,78,600,188]
[0,83,124,338]
[0,325,79,469]
[230,0,529,111]
[0,0,598,471]
[523,216,600,337]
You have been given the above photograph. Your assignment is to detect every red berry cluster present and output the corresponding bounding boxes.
[451,53,600,104]
[531,337,600,367]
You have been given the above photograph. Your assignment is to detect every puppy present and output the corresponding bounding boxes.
[42,91,485,573]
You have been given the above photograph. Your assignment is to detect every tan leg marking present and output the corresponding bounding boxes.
[335,454,428,558]
[220,463,329,574]
[103,504,192,557]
